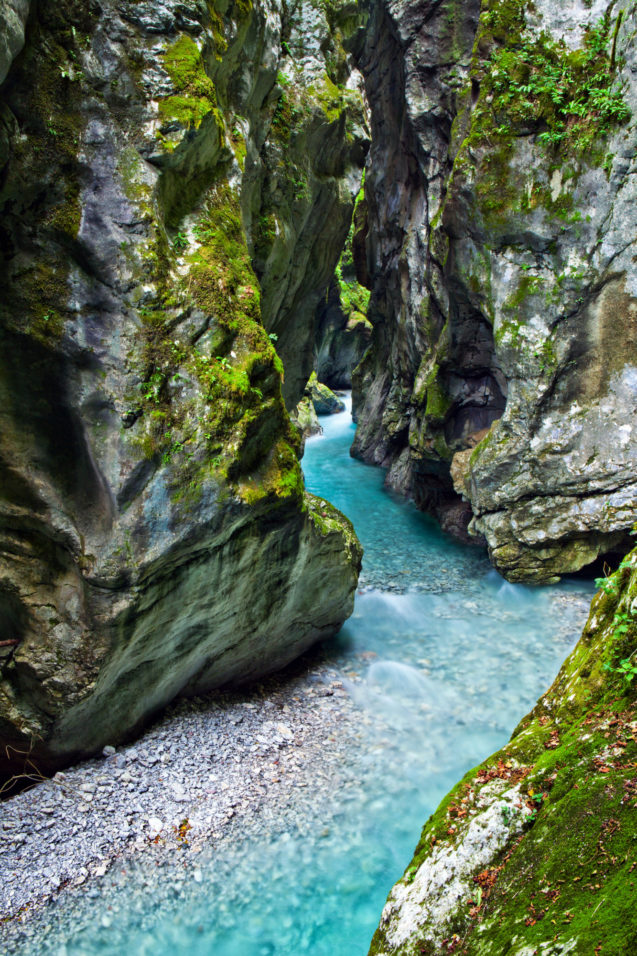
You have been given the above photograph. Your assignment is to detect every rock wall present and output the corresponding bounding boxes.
[0,0,364,774]
[352,0,637,581]
[315,188,373,388]
[369,551,637,955]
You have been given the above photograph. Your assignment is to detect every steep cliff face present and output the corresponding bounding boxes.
[315,186,373,388]
[0,0,364,774]
[370,551,637,955]
[352,0,637,581]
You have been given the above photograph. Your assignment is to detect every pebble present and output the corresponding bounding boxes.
[0,656,361,934]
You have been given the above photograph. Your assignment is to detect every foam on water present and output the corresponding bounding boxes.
[9,395,595,955]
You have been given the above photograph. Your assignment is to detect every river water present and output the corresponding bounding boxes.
[5,398,594,954]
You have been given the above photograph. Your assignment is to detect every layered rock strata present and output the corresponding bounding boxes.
[0,0,364,773]
[352,0,637,581]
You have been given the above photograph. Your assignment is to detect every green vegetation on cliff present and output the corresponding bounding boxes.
[449,1,630,232]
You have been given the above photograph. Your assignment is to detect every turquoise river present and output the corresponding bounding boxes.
[5,398,594,954]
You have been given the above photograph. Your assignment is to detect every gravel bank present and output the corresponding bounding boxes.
[1,647,361,936]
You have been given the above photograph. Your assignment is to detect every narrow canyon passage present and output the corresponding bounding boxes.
[4,401,593,955]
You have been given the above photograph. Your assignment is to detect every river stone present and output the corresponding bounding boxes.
[306,372,346,415]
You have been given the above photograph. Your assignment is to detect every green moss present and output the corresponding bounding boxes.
[117,147,153,209]
[503,273,545,313]
[125,178,300,510]
[2,0,93,345]
[159,35,218,131]
[449,3,630,233]
[333,173,370,318]
[238,437,304,507]
[164,35,217,99]
[424,374,453,425]
[306,493,360,557]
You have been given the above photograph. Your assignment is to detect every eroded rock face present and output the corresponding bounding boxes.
[0,0,363,773]
[352,0,637,581]
[369,551,637,955]
[314,278,372,389]
[0,0,30,84]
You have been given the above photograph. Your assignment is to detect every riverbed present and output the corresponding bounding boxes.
[1,398,594,954]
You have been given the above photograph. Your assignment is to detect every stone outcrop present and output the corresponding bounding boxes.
[369,550,637,955]
[0,0,364,774]
[351,0,637,582]
[314,277,372,389]
[306,371,345,415]
[292,373,345,443]
[0,0,30,85]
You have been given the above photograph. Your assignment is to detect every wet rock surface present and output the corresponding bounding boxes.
[351,0,637,582]
[0,0,365,773]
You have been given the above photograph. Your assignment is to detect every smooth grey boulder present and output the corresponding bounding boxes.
[306,372,346,415]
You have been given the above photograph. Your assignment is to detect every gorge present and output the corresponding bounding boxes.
[1,0,637,953]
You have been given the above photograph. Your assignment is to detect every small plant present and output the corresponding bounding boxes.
[595,573,618,595]
[480,13,630,156]
[500,803,518,825]
[172,232,188,251]
[268,332,278,342]
[404,862,419,884]
[139,370,165,404]
[604,654,637,683]
[524,792,545,823]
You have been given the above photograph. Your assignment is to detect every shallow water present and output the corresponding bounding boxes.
[8,398,594,955]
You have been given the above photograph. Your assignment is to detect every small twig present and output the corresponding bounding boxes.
[2,741,84,800]
[591,897,604,918]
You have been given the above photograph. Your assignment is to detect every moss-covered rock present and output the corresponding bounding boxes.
[306,370,345,414]
[292,394,322,441]
[0,0,363,776]
[315,182,373,387]
[370,549,637,955]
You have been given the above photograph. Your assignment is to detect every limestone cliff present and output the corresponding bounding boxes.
[352,0,637,582]
[370,551,637,955]
[0,0,364,774]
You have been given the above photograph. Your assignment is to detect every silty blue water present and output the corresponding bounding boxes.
[11,398,594,955]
